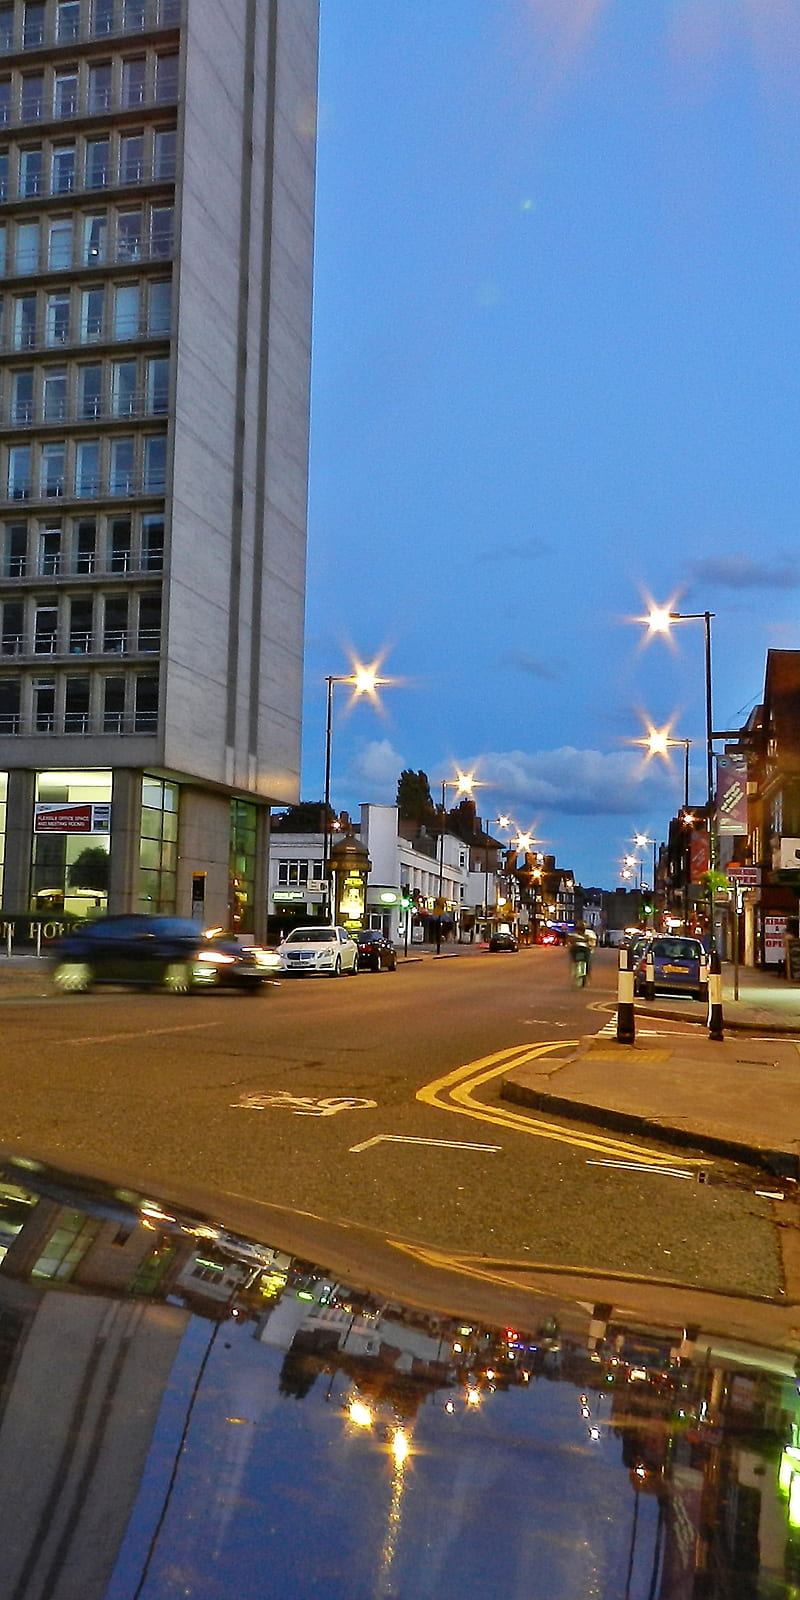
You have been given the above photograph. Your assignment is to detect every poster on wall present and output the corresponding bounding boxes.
[716,754,748,836]
[34,802,111,834]
[763,914,788,966]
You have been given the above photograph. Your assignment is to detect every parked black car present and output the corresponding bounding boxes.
[51,914,278,993]
[489,930,519,952]
[354,928,397,971]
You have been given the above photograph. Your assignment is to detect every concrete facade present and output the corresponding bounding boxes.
[0,0,318,936]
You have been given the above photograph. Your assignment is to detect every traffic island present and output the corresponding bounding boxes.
[500,1031,800,1179]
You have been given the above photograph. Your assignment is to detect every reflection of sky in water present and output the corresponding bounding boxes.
[108,1316,662,1599]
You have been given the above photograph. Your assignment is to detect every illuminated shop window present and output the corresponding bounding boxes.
[230,799,257,933]
[138,773,177,913]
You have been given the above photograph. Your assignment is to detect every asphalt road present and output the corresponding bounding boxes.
[0,946,784,1299]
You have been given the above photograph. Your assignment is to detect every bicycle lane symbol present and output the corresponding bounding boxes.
[232,1092,378,1117]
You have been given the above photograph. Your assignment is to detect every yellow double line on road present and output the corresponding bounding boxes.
[418,1040,704,1166]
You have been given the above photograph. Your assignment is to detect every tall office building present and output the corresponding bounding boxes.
[0,0,318,937]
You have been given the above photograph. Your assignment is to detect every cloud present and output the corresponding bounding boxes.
[346,738,404,796]
[476,746,675,817]
[684,552,800,590]
[500,648,559,680]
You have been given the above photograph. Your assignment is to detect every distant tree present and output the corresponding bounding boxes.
[396,769,435,824]
[67,847,109,892]
[271,803,334,833]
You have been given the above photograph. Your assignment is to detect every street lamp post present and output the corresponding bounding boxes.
[323,664,392,920]
[435,772,481,954]
[642,607,717,945]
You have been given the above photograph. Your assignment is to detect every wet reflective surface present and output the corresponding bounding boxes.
[1,1154,800,1598]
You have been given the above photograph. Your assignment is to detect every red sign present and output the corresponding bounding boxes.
[689,830,709,883]
[34,802,110,834]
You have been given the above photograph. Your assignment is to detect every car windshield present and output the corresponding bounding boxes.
[652,939,701,959]
[284,928,336,944]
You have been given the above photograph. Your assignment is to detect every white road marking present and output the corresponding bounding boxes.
[586,1159,694,1179]
[233,1092,377,1117]
[350,1134,502,1154]
[50,1020,230,1045]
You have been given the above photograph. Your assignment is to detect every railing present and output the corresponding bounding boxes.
[1,629,161,658]
[1,1,180,56]
[0,161,176,205]
[1,95,180,133]
[0,710,159,735]
[2,550,164,578]
[1,314,172,355]
[6,394,169,427]
[2,471,167,505]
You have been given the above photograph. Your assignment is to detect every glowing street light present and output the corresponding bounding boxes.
[434,770,484,953]
[638,603,716,872]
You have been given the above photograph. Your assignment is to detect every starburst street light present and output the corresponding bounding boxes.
[636,603,716,876]
[434,770,487,953]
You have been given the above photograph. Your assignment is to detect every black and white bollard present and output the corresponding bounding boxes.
[616,946,636,1044]
[707,949,724,1041]
[644,946,655,1001]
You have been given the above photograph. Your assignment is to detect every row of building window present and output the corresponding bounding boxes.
[276,859,324,885]
[0,2,180,54]
[2,587,161,654]
[1,509,164,575]
[0,49,178,125]
[0,668,158,733]
[1,157,174,268]
[1,274,171,350]
[5,429,166,498]
[4,353,169,423]
[1,131,175,201]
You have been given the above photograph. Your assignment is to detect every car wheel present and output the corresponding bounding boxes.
[331,956,342,977]
[388,955,397,970]
[54,960,92,993]
[349,956,358,975]
[163,961,194,994]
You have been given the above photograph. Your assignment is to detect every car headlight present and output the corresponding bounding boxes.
[250,947,282,971]
[195,950,236,966]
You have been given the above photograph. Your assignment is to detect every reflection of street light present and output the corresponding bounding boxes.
[435,771,481,954]
[323,661,394,914]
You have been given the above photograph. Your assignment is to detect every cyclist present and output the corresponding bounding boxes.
[567,921,594,985]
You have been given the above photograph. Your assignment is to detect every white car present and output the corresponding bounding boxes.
[277,925,359,977]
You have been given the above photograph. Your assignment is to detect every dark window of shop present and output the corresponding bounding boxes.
[230,799,257,934]
[138,774,177,912]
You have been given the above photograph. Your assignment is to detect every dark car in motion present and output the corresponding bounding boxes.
[354,928,397,971]
[51,914,277,993]
[489,929,519,952]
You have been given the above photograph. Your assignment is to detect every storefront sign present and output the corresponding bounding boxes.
[34,802,111,834]
[726,865,760,887]
[764,913,788,966]
[689,830,709,882]
[273,890,306,902]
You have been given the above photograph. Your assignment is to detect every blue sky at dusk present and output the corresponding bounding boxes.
[302,0,800,886]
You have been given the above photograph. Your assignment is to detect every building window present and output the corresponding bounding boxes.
[75,517,96,572]
[13,295,36,349]
[92,0,116,38]
[154,53,179,104]
[85,136,110,189]
[23,4,45,52]
[41,440,66,498]
[147,278,170,334]
[103,673,125,731]
[21,73,44,122]
[88,61,112,113]
[11,368,34,423]
[69,593,93,651]
[141,511,163,569]
[51,145,76,195]
[19,146,43,198]
[46,292,71,347]
[278,859,324,885]
[7,443,31,499]
[121,57,146,109]
[3,523,27,576]
[122,0,147,30]
[139,774,176,911]
[146,355,168,414]
[38,525,61,574]
[1,598,23,652]
[116,208,142,261]
[113,281,138,338]
[143,434,166,492]
[0,220,6,272]
[149,204,173,259]
[153,127,176,181]
[108,514,130,569]
[57,4,81,44]
[109,435,134,494]
[43,365,68,420]
[54,73,79,120]
[78,362,102,418]
[64,676,90,733]
[111,357,137,415]
[0,677,20,733]
[75,437,99,496]
[15,219,39,274]
[119,132,144,184]
[80,285,104,342]
[83,212,107,264]
[34,601,58,654]
[48,218,73,271]
[103,593,128,652]
[0,8,13,53]
[33,678,55,731]
[137,591,159,651]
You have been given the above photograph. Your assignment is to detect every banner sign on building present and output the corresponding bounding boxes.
[716,753,748,836]
[34,802,111,835]
[689,830,710,882]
